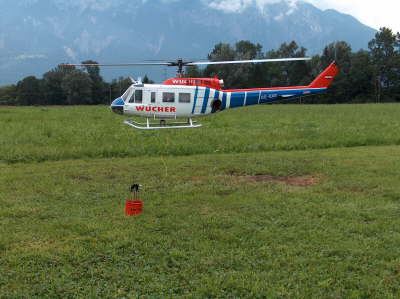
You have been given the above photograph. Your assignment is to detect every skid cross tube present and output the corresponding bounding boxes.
[124,118,202,130]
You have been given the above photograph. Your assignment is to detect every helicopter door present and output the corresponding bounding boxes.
[146,91,157,117]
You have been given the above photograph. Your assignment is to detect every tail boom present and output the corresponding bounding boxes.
[221,61,339,102]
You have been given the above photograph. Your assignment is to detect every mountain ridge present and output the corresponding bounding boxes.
[0,0,376,85]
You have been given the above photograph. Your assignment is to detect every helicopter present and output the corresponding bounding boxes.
[65,58,338,130]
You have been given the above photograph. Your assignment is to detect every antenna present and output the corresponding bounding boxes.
[334,41,338,62]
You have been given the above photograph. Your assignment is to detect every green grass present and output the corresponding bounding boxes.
[1,104,400,297]
[1,104,400,164]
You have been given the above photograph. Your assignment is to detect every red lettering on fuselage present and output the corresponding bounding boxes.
[135,106,176,113]
[172,79,202,85]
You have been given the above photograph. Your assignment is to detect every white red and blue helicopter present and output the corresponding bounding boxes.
[67,58,338,129]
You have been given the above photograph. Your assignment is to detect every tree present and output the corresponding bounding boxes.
[318,41,353,103]
[368,27,400,102]
[204,43,236,88]
[266,41,309,87]
[0,85,17,105]
[43,64,75,105]
[348,50,374,102]
[204,41,264,88]
[61,70,93,105]
[142,75,154,84]
[110,77,132,100]
[81,60,107,104]
[233,40,264,88]
[16,76,44,105]
[185,65,203,78]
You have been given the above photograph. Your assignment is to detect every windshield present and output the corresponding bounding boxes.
[121,86,134,102]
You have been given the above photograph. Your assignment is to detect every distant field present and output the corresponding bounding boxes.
[1,104,400,163]
[1,104,400,297]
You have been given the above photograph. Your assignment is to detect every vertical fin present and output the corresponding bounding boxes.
[308,62,339,89]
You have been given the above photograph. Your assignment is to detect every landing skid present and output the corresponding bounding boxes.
[123,118,202,130]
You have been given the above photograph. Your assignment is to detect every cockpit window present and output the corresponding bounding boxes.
[128,89,143,103]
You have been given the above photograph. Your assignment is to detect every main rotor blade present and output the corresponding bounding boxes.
[60,57,311,68]
[61,62,171,67]
[187,57,311,66]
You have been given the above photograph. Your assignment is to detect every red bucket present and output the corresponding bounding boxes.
[125,200,143,216]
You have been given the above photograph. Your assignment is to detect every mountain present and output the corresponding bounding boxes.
[0,0,376,85]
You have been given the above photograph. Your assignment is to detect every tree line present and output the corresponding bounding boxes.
[0,61,153,106]
[1,27,399,105]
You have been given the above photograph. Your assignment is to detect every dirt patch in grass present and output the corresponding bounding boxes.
[68,174,92,181]
[187,174,319,187]
[188,176,205,183]
[237,174,319,187]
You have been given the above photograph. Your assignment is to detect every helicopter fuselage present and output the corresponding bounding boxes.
[111,82,327,119]
[110,61,338,129]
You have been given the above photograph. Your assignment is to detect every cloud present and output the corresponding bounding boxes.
[15,54,47,60]
[73,30,115,56]
[208,0,253,13]
[306,0,400,32]
[64,47,77,61]
[206,0,400,32]
[208,0,299,15]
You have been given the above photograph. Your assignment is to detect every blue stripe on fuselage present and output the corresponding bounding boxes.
[201,88,210,114]
[221,92,227,110]
[225,88,326,107]
[214,90,220,100]
[211,90,220,113]
[192,86,199,114]
[230,92,245,108]
[245,91,260,106]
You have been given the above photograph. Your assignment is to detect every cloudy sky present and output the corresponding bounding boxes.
[306,0,399,33]
[209,0,400,33]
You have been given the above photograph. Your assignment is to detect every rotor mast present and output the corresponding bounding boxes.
[173,58,186,77]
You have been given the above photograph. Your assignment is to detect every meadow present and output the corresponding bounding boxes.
[1,104,400,297]
[1,104,400,164]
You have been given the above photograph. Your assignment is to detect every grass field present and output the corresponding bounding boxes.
[1,104,400,297]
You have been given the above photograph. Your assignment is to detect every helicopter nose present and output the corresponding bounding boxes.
[110,97,124,115]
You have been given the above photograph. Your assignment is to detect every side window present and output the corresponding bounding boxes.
[151,92,156,103]
[134,90,143,103]
[179,93,191,103]
[162,92,175,103]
